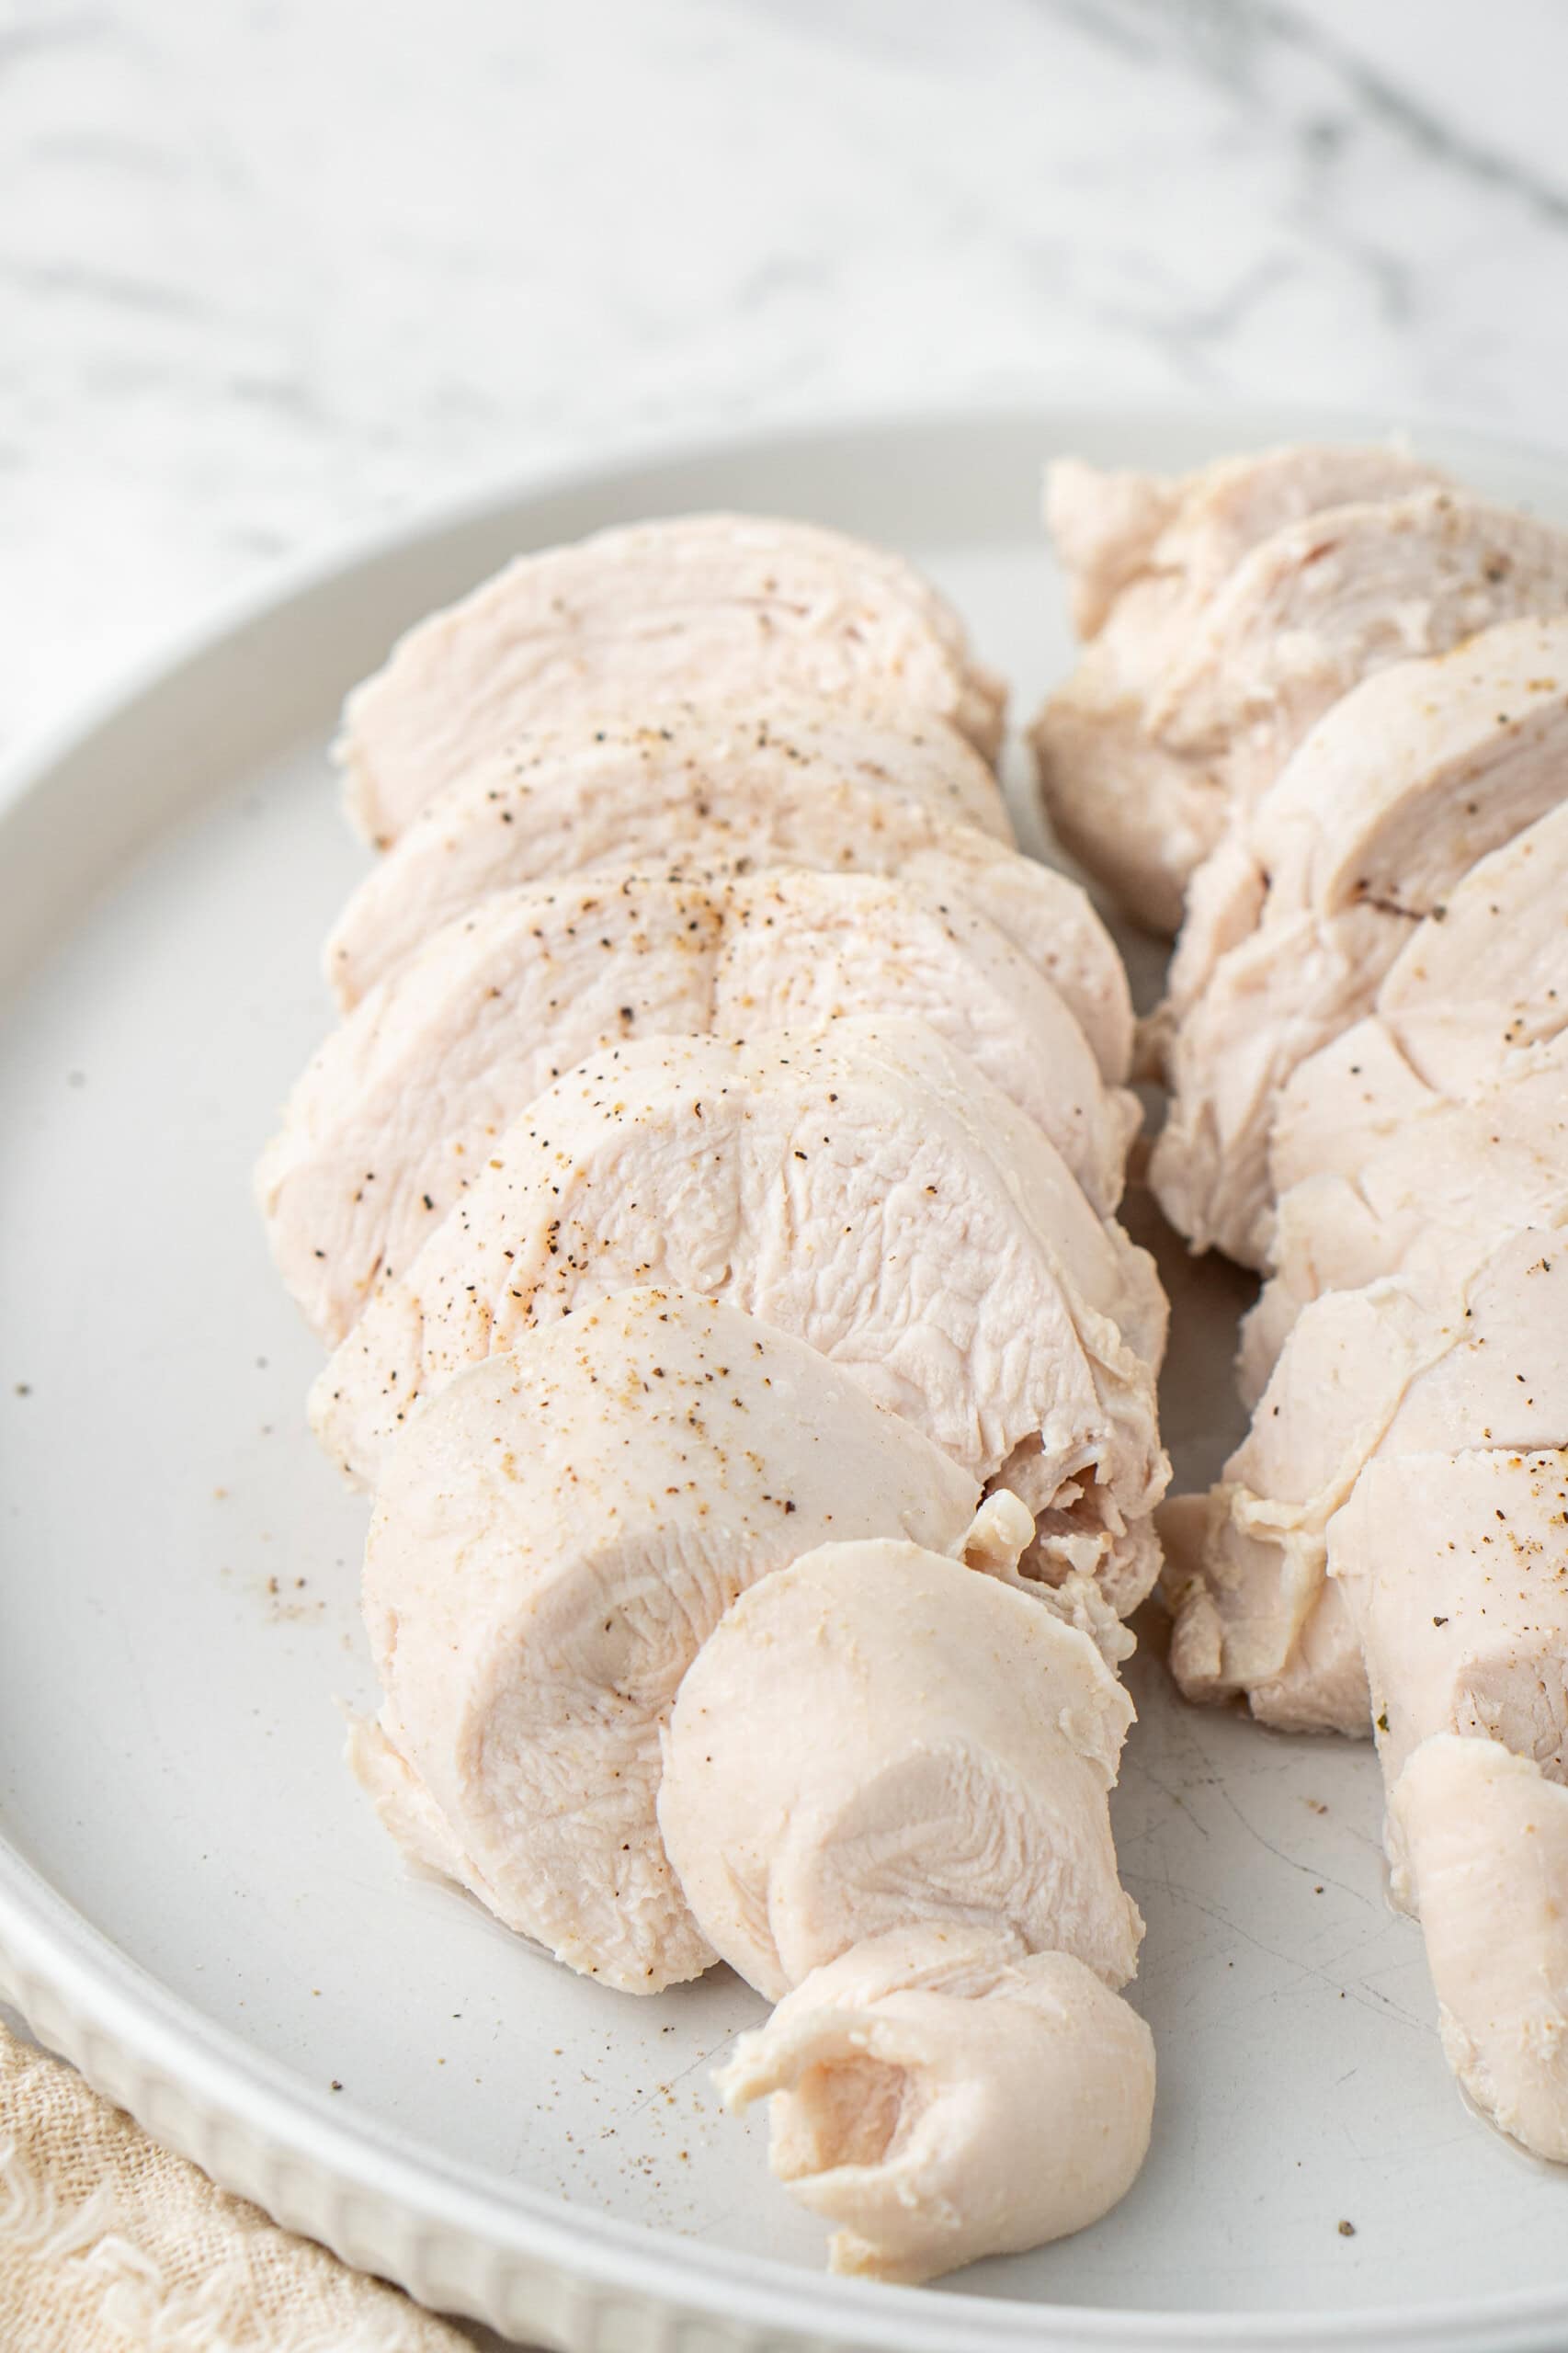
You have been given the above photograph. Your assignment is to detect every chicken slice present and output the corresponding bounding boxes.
[658,1540,1142,2001]
[1385,1733,1568,2164]
[1167,1229,1568,1734]
[1335,1446,1568,1788]
[1032,447,1450,930]
[1330,1445,1568,2161]
[1272,797,1568,1200]
[262,868,1141,1346]
[1048,444,1449,642]
[1244,796,1568,1388]
[1153,492,1568,802]
[337,519,1006,846]
[1369,797,1568,1091]
[347,1289,991,1995]
[1151,620,1568,1267]
[1038,476,1568,935]
[1246,1038,1568,1404]
[713,1925,1154,2283]
[312,1017,1169,1608]
[338,700,1012,902]
[324,716,1131,1084]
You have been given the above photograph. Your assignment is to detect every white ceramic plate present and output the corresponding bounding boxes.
[5,405,1568,2353]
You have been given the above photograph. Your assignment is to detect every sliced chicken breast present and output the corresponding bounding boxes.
[1333,1442,1568,2162]
[312,1017,1169,1609]
[1038,474,1568,933]
[1048,444,1449,642]
[1151,620,1568,1267]
[658,1540,1142,2003]
[1273,796,1568,1200]
[1335,1444,1568,1790]
[1168,1229,1568,1733]
[1385,1731,1568,2165]
[337,518,1006,846]
[324,722,1132,1084]
[262,867,1141,1346]
[1242,799,1568,1387]
[1153,491,1568,802]
[1247,1038,1568,1404]
[714,1925,1154,2284]
[348,1290,989,1995]
[1032,447,1450,930]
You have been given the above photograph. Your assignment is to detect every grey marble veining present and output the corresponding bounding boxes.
[5,0,1568,754]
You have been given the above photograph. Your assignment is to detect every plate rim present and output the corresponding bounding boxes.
[7,397,1568,2353]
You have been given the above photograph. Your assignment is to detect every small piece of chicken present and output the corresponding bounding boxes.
[1038,470,1568,933]
[1150,620,1568,1267]
[1167,1228,1568,1734]
[713,1925,1154,2283]
[1331,1446,1568,2160]
[261,867,1141,1345]
[337,519,1006,846]
[1032,447,1450,930]
[658,1539,1142,2001]
[348,1289,994,1995]
[312,1017,1169,1608]
[324,714,1131,1084]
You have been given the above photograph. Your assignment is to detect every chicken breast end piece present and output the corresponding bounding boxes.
[714,1924,1154,2283]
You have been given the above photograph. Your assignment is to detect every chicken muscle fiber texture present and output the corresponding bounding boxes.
[1031,445,1450,932]
[328,701,1012,969]
[714,1925,1154,2283]
[262,866,1140,1346]
[1166,1229,1568,1735]
[312,1017,1169,1608]
[1334,1440,1568,2160]
[324,714,1133,1085]
[1151,618,1568,1267]
[1272,793,1568,1206]
[348,1290,987,1994]
[1247,1034,1568,1404]
[337,518,1006,846]
[658,1539,1142,2003]
[1036,464,1568,933]
[1242,798,1568,1390]
[676,1542,1155,2275]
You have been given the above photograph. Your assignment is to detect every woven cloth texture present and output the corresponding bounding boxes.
[0,2019,473,2351]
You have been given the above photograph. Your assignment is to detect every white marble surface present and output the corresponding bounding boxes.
[6,0,1568,757]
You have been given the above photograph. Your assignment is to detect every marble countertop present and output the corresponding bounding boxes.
[6,0,1568,756]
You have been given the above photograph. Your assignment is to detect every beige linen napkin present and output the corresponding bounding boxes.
[0,2020,474,2351]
